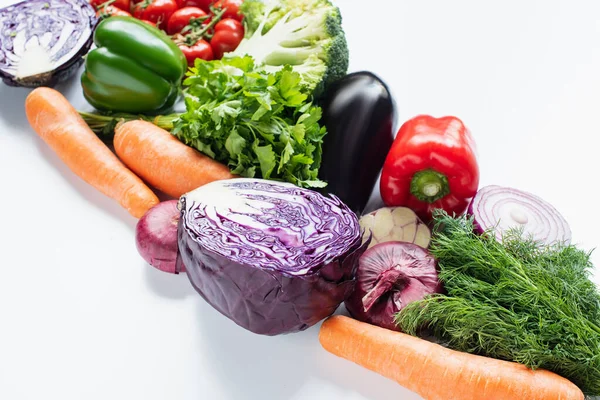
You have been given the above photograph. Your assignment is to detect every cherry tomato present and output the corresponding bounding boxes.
[167,7,208,35]
[210,29,242,59]
[214,18,243,37]
[91,0,131,11]
[213,0,243,21]
[141,19,158,27]
[183,0,213,12]
[96,4,132,18]
[179,39,214,66]
[133,0,178,29]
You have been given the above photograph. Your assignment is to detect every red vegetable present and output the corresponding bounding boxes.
[133,0,178,29]
[344,242,442,331]
[183,0,213,12]
[167,6,207,34]
[380,115,480,222]
[91,0,131,11]
[180,39,214,65]
[213,0,242,21]
[214,17,243,37]
[96,4,132,17]
[136,200,184,274]
[210,29,242,59]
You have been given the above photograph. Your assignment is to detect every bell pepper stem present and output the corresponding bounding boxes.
[410,169,450,203]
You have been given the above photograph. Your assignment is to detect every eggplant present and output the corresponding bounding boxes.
[0,0,97,88]
[319,71,396,215]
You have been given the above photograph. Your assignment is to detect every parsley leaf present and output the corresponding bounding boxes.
[173,56,327,188]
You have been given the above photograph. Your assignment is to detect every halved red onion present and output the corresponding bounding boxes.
[468,185,571,246]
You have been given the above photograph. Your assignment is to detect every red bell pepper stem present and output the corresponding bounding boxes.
[410,169,451,203]
[380,115,480,222]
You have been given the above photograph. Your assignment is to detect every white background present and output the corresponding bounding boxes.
[1,1,600,399]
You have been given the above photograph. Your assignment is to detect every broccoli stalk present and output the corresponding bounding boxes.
[232,0,349,99]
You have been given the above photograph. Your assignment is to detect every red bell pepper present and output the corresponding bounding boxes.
[380,115,480,221]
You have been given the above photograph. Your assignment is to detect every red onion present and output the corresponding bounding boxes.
[344,241,442,331]
[468,185,571,246]
[135,200,184,274]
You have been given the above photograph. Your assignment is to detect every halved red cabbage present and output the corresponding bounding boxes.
[177,178,369,335]
[0,0,97,87]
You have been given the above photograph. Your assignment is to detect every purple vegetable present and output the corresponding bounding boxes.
[177,178,368,336]
[136,200,184,274]
[0,0,97,88]
[468,185,572,246]
[345,242,442,331]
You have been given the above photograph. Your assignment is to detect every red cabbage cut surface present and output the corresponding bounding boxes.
[177,178,369,335]
[0,0,97,87]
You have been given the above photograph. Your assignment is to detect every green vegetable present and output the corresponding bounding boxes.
[234,0,349,99]
[78,111,179,143]
[396,211,600,396]
[172,56,327,188]
[81,16,187,114]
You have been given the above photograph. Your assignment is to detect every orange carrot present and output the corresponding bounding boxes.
[113,120,235,198]
[319,315,584,400]
[25,88,159,219]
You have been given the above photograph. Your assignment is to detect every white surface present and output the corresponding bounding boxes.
[1,1,600,399]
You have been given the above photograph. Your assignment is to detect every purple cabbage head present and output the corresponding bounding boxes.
[0,0,97,87]
[177,178,369,336]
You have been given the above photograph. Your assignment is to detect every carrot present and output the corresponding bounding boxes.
[113,120,235,198]
[319,315,584,400]
[25,87,159,219]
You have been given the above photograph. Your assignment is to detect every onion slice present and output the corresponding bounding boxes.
[468,185,572,246]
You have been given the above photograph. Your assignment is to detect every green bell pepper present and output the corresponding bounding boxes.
[81,16,188,114]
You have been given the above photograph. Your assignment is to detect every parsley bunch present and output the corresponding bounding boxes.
[172,56,327,188]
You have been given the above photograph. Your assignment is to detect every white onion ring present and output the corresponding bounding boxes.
[467,185,572,246]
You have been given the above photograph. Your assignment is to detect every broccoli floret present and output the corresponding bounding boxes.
[234,0,349,100]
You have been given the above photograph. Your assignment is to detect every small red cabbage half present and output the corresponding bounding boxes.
[177,179,369,336]
[0,0,97,87]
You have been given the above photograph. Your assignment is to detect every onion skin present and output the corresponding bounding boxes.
[135,200,183,274]
[467,185,572,246]
[344,242,442,331]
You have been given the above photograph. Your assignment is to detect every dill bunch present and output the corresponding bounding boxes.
[396,211,600,396]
